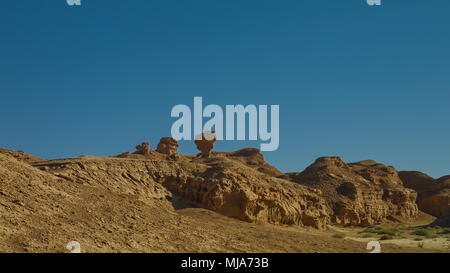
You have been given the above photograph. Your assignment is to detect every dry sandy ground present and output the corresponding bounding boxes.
[327,212,450,252]
[175,208,444,253]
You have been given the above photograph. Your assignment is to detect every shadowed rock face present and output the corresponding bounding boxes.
[285,157,418,226]
[432,208,450,227]
[399,171,450,217]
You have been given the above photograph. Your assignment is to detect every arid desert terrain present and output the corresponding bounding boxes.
[0,138,449,253]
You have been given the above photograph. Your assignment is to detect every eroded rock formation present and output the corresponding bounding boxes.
[31,150,330,229]
[0,144,430,236]
[163,157,329,229]
[156,137,179,158]
[399,171,450,217]
[134,142,151,156]
[194,131,217,158]
[2,149,421,252]
[286,157,419,226]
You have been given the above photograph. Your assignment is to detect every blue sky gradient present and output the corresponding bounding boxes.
[1,0,449,177]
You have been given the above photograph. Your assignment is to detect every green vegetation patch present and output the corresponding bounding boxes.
[411,227,438,239]
[363,225,401,236]
[332,233,346,239]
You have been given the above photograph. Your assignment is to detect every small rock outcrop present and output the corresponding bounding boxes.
[116,151,131,158]
[156,137,179,158]
[194,131,217,158]
[133,142,151,156]
[399,171,450,217]
[225,148,283,177]
[286,157,419,226]
[0,148,44,163]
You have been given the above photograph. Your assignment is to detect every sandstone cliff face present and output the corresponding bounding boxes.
[164,156,329,229]
[286,157,418,226]
[399,171,450,217]
[31,151,330,229]
[29,150,420,228]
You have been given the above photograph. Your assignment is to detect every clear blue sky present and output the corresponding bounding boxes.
[1,0,449,178]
